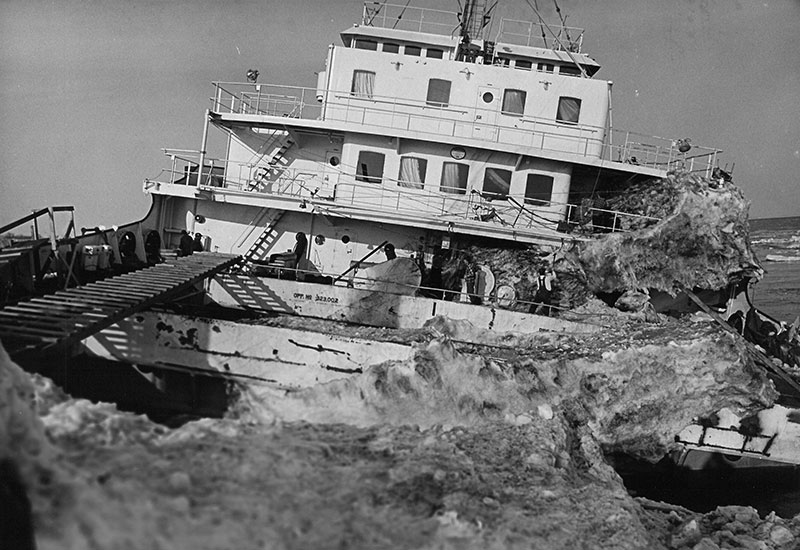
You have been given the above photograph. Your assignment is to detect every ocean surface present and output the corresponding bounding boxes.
[748,215,800,323]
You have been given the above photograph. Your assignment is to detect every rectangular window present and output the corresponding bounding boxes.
[426,79,451,107]
[556,96,581,124]
[515,59,532,71]
[501,89,526,116]
[351,70,376,98]
[398,157,427,189]
[537,62,554,72]
[525,174,554,206]
[426,48,444,59]
[355,151,385,184]
[383,43,400,53]
[559,65,581,76]
[404,45,421,56]
[354,39,378,51]
[482,168,512,199]
[440,162,468,194]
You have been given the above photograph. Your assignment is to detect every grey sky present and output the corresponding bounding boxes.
[1,0,798,229]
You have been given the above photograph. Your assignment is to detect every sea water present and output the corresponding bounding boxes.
[749,216,800,323]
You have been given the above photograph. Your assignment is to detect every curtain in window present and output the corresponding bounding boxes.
[557,97,581,123]
[351,70,375,98]
[399,157,426,189]
[502,90,526,116]
[441,163,467,194]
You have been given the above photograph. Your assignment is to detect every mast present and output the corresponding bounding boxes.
[456,0,495,62]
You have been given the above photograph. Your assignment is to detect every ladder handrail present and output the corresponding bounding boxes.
[0,206,74,237]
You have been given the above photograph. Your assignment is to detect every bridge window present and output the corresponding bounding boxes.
[426,48,444,59]
[441,162,468,194]
[515,59,532,71]
[398,157,427,189]
[482,168,511,199]
[404,45,421,56]
[426,79,451,107]
[525,174,554,206]
[351,70,375,98]
[502,89,526,116]
[383,43,400,53]
[559,65,581,76]
[354,38,378,51]
[556,96,581,124]
[356,151,385,184]
[537,62,554,73]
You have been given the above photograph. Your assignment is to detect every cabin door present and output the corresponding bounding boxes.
[319,151,341,199]
[474,86,499,142]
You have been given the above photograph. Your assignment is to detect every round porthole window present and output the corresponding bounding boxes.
[482,91,494,103]
[341,235,351,244]
[329,156,340,167]
[315,234,325,245]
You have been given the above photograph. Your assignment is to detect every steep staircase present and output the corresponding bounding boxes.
[248,131,295,192]
[241,210,285,263]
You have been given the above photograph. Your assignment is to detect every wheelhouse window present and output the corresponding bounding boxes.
[556,96,581,124]
[482,168,511,199]
[426,79,451,107]
[354,38,378,51]
[356,151,385,184]
[501,89,526,116]
[351,70,376,98]
[515,59,532,71]
[440,163,468,194]
[537,62,554,73]
[559,65,581,76]
[398,157,427,189]
[383,42,400,53]
[404,45,421,56]
[426,48,444,59]
[524,174,554,206]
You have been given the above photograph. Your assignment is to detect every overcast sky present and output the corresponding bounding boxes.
[1,0,798,229]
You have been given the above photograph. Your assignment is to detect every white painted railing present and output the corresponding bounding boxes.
[210,81,721,176]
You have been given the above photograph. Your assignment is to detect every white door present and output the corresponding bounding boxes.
[474,87,499,142]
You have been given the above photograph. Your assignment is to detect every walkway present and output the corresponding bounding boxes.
[0,252,240,356]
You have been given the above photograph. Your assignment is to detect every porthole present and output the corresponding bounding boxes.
[482,91,494,103]
[329,156,340,167]
[315,234,326,245]
[342,235,351,244]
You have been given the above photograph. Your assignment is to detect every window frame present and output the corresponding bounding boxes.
[350,70,376,98]
[482,167,512,200]
[382,42,400,53]
[426,48,444,59]
[440,162,469,195]
[426,78,452,107]
[355,150,386,185]
[501,89,527,116]
[397,156,428,190]
[404,45,421,56]
[353,38,378,51]
[524,174,554,206]
[556,96,582,124]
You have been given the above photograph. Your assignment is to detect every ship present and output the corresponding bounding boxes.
[1,1,799,468]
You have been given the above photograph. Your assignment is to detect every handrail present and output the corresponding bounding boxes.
[208,81,722,176]
[0,206,74,237]
[332,240,390,283]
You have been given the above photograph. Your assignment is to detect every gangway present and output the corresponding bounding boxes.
[0,252,240,357]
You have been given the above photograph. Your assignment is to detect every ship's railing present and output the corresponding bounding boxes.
[496,18,585,53]
[146,151,659,236]
[360,2,459,36]
[210,81,721,176]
